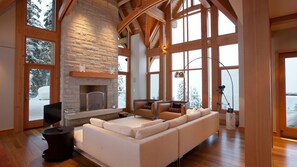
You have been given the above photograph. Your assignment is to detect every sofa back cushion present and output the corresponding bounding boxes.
[167,115,187,128]
[135,122,169,139]
[187,111,201,121]
[90,118,105,127]
[200,108,211,116]
[103,122,135,137]
[140,119,163,128]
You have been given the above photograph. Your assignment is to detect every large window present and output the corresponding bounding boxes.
[172,50,202,108]
[26,38,55,64]
[218,10,235,35]
[118,55,128,108]
[27,0,56,31]
[219,44,239,111]
[171,1,202,45]
[148,56,160,99]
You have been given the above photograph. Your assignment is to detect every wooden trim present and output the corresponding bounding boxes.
[201,6,208,108]
[208,0,237,25]
[14,0,26,132]
[146,7,165,23]
[168,40,203,53]
[69,71,118,79]
[25,26,58,42]
[118,0,130,7]
[217,33,238,45]
[58,0,73,21]
[118,48,131,56]
[117,0,167,33]
[0,0,14,13]
[211,6,219,111]
[147,47,161,56]
[0,128,14,136]
[270,13,297,25]
[165,3,172,100]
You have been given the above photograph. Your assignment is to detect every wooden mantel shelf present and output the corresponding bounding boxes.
[69,71,117,79]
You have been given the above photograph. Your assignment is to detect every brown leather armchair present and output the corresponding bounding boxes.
[157,101,188,120]
[133,99,159,119]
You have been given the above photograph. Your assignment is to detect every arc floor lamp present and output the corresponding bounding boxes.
[174,56,234,113]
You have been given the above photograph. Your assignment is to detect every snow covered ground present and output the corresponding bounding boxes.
[29,86,49,121]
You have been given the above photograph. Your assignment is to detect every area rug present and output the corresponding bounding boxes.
[0,143,13,167]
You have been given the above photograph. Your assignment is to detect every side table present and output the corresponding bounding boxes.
[42,126,74,162]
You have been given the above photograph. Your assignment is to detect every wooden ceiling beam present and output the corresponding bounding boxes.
[146,7,165,23]
[270,13,297,25]
[145,15,154,47]
[58,0,75,21]
[119,8,132,33]
[117,0,168,34]
[118,0,130,7]
[0,0,15,13]
[208,0,237,24]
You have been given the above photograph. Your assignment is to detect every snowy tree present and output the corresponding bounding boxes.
[189,87,201,108]
[27,0,42,28]
[176,81,184,101]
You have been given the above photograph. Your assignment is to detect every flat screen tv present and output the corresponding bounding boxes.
[43,102,62,127]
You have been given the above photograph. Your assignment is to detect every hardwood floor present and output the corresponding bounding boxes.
[0,126,297,167]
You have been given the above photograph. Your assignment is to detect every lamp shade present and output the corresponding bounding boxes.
[174,71,185,78]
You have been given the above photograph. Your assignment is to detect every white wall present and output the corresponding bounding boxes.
[131,34,147,109]
[0,4,16,131]
[271,27,297,132]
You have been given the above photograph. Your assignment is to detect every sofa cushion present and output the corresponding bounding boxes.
[168,107,181,113]
[90,118,105,127]
[140,119,163,128]
[200,108,211,116]
[103,122,135,137]
[187,111,201,121]
[135,122,169,139]
[167,115,187,128]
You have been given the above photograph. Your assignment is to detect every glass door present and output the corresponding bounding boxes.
[24,66,53,129]
[279,53,297,139]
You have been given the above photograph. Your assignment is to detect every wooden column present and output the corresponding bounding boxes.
[211,6,219,111]
[242,0,272,166]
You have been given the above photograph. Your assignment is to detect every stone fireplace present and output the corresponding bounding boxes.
[60,0,119,125]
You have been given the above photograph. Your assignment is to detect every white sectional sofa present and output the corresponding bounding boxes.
[74,111,219,167]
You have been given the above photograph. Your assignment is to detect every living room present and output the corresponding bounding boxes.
[1,0,297,166]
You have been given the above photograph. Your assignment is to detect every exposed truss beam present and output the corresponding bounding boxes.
[58,0,75,21]
[270,13,297,25]
[146,6,165,23]
[209,0,237,24]
[117,0,168,34]
[118,0,130,7]
[0,0,15,13]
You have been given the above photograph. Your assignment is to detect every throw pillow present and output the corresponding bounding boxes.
[200,108,211,116]
[168,107,181,113]
[135,122,169,139]
[103,122,135,137]
[90,118,105,127]
[147,101,153,106]
[187,111,201,121]
[140,119,163,128]
[142,104,152,109]
[171,102,182,108]
[167,115,187,128]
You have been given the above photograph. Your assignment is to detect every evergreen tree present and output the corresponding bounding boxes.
[176,81,184,101]
[189,87,201,108]
[43,1,54,30]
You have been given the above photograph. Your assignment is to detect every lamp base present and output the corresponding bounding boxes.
[226,112,236,130]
